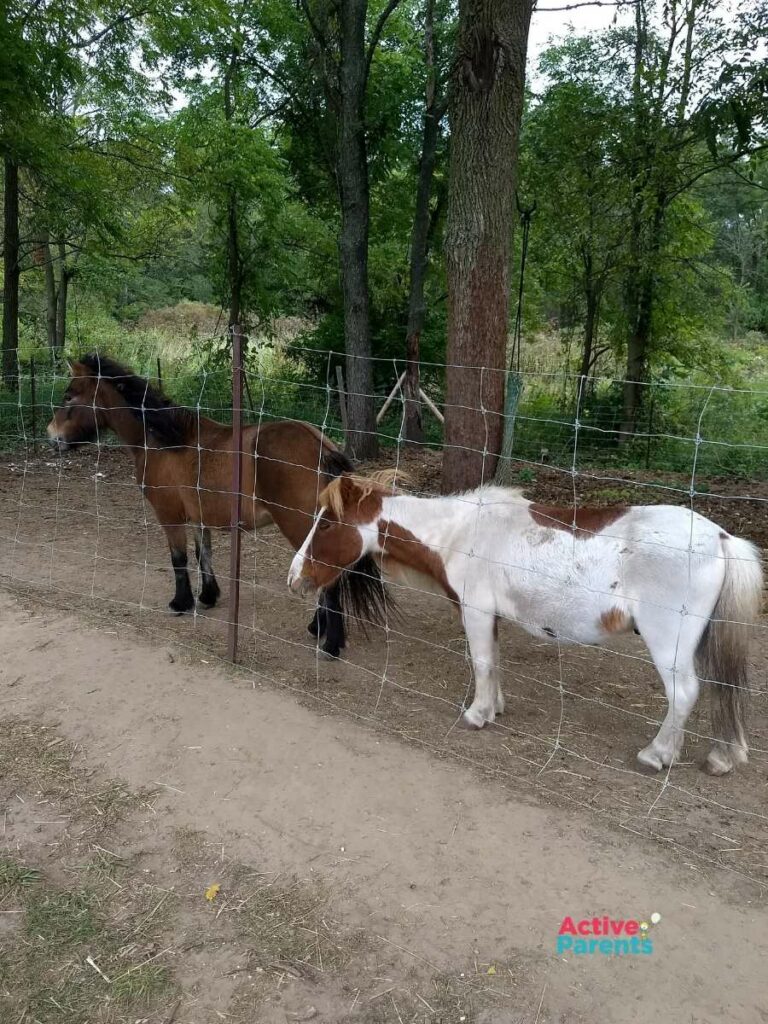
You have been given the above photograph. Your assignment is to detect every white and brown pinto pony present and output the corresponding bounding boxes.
[288,475,763,776]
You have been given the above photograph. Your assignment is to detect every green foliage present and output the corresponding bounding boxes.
[2,0,767,477]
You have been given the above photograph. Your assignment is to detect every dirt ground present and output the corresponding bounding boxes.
[1,446,768,1022]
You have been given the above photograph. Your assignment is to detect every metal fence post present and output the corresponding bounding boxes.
[227,324,244,663]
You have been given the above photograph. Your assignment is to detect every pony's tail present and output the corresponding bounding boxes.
[696,534,762,775]
[319,448,392,632]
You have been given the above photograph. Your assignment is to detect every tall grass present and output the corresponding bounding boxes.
[3,314,768,479]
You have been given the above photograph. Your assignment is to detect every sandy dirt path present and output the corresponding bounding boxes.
[1,590,766,1023]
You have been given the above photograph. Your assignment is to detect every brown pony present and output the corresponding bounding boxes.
[47,353,386,657]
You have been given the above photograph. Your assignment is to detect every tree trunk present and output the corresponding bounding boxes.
[55,240,73,352]
[223,48,242,329]
[579,286,599,381]
[338,0,377,460]
[2,158,20,390]
[441,0,533,492]
[620,199,663,438]
[227,194,241,329]
[620,272,653,437]
[42,235,58,350]
[403,0,443,445]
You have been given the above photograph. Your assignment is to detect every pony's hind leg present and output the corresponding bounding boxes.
[494,616,505,715]
[165,524,195,614]
[319,583,346,659]
[635,608,703,771]
[195,527,220,608]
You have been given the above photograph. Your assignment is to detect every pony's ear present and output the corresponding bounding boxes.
[65,359,74,373]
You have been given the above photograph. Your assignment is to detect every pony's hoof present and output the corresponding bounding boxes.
[461,708,489,730]
[636,747,664,772]
[703,743,746,776]
[198,587,220,609]
[169,599,194,615]
[704,751,733,776]
[317,648,338,661]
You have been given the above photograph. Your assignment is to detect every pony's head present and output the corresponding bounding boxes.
[47,353,192,450]
[46,357,119,450]
[287,471,403,596]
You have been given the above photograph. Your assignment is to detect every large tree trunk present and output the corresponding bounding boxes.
[403,0,444,445]
[338,0,377,460]
[42,235,58,350]
[441,0,533,492]
[3,158,20,390]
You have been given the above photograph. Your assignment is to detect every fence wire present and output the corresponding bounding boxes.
[1,343,767,895]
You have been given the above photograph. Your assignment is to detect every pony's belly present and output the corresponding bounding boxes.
[500,586,623,646]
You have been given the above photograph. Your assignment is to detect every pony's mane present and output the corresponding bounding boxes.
[321,469,409,519]
[77,352,196,446]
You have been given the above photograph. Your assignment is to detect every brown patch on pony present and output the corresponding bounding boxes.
[600,607,633,634]
[377,520,459,605]
[529,504,629,538]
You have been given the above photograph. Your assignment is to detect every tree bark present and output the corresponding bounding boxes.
[338,0,377,460]
[41,234,58,350]
[403,0,444,445]
[2,158,20,390]
[441,0,533,492]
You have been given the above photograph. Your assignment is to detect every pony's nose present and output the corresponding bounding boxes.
[288,573,316,597]
[47,436,69,452]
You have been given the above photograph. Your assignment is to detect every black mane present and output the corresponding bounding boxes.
[78,352,196,446]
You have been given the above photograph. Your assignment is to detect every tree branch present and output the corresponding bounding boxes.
[365,0,404,82]
[73,10,145,49]
[298,0,328,50]
[535,0,634,11]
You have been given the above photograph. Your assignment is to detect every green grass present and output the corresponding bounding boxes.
[0,865,175,1023]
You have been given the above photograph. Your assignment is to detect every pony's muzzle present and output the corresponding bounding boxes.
[288,572,317,598]
[47,432,69,452]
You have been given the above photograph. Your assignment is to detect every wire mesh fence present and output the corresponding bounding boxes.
[1,341,767,894]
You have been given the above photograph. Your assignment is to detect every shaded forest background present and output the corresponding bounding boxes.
[1,0,767,478]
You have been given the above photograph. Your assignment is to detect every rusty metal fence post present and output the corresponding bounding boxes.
[227,324,244,662]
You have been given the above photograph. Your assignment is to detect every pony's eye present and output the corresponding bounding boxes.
[318,520,331,531]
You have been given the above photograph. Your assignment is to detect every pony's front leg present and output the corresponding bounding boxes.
[165,524,195,614]
[195,527,220,608]
[320,582,346,659]
[462,605,500,729]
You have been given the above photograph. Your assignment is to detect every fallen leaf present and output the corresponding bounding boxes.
[486,965,496,976]
[205,883,221,902]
